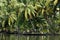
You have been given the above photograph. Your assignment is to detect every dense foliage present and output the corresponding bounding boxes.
[0,0,60,34]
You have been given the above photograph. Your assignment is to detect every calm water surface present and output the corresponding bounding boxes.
[0,33,60,40]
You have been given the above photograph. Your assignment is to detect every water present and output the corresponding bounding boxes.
[0,33,60,40]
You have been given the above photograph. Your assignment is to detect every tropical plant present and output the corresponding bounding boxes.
[0,0,60,34]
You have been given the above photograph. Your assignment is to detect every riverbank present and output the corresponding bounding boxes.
[0,31,60,36]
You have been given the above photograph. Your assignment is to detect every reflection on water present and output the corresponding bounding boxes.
[0,33,60,40]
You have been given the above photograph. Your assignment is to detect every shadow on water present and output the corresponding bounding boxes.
[0,33,60,40]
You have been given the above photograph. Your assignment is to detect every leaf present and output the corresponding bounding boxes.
[11,13,17,21]
[8,18,11,26]
[42,9,45,15]
[54,0,58,5]
[25,8,28,21]
[2,21,5,27]
[32,11,35,16]
[27,8,32,19]
[45,0,50,7]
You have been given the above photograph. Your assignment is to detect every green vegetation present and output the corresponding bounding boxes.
[0,0,60,34]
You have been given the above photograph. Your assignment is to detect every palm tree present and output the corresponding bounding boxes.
[0,0,60,34]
